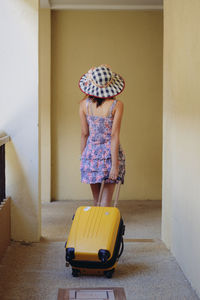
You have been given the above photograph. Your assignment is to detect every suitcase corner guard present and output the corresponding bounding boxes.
[66,247,75,262]
[98,249,111,263]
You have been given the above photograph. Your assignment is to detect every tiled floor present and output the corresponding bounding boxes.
[0,200,199,300]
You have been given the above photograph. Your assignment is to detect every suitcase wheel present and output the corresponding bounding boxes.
[72,268,80,277]
[104,268,115,278]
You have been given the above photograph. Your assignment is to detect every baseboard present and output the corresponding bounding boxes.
[0,198,11,260]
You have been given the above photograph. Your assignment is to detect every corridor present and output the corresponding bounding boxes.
[0,200,199,300]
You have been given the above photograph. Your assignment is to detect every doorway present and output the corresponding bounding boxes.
[40,9,163,242]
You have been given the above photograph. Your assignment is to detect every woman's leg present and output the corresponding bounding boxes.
[90,183,101,206]
[101,183,116,207]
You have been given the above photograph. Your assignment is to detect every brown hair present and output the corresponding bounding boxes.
[89,96,115,107]
[89,96,105,107]
[81,95,115,107]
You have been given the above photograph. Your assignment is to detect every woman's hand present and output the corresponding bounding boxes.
[109,163,119,181]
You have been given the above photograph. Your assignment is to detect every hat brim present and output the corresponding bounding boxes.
[79,72,125,99]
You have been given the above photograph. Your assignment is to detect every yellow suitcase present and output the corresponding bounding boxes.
[65,179,125,278]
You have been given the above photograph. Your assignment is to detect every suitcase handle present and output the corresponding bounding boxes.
[97,176,122,207]
[117,237,124,260]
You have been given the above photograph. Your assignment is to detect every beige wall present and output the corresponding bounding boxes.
[162,0,200,296]
[0,0,40,241]
[51,10,163,201]
[39,8,51,203]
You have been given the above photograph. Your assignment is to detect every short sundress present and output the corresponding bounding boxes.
[80,98,125,184]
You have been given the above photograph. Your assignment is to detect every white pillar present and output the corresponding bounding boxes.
[162,0,200,296]
[0,0,40,242]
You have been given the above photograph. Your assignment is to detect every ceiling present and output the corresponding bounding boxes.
[40,0,163,10]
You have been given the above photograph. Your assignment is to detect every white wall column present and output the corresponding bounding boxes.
[0,0,40,242]
[162,0,200,296]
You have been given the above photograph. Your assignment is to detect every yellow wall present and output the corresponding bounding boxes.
[51,10,163,201]
[39,8,51,203]
[162,0,200,296]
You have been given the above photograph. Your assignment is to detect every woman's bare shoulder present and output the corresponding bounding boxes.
[115,99,124,111]
[79,97,88,115]
[111,99,123,117]
[80,98,86,105]
[80,96,88,107]
[116,98,123,104]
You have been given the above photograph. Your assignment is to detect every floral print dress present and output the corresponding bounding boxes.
[80,98,125,184]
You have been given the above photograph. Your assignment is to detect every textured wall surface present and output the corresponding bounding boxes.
[162,0,200,296]
[51,10,163,201]
[0,0,40,241]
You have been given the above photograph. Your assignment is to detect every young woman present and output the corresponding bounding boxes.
[79,65,125,207]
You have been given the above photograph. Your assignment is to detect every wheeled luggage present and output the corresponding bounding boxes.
[65,178,125,278]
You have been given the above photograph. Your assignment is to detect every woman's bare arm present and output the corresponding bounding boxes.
[79,100,89,155]
[109,101,124,180]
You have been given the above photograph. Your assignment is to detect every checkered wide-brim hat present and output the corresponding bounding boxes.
[79,65,125,99]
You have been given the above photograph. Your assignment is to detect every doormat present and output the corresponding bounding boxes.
[57,287,126,300]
